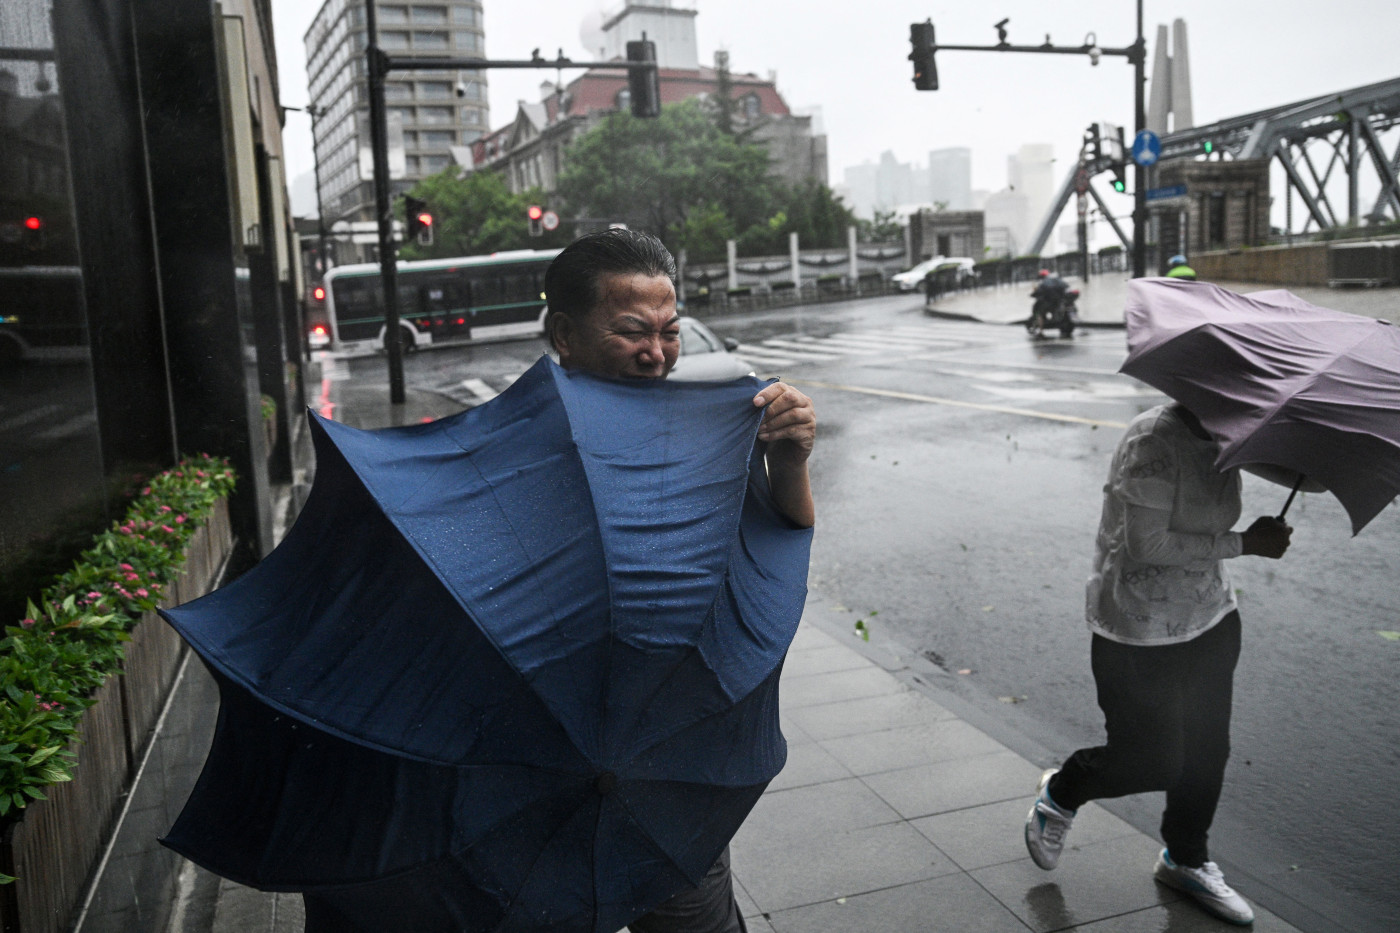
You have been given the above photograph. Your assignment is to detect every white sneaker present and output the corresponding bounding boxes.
[1153,849,1255,925]
[1024,768,1075,870]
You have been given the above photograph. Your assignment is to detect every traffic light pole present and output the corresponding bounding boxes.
[363,17,660,406]
[911,1,1149,277]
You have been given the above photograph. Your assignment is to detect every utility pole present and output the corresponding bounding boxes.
[907,3,1150,277]
[363,3,660,404]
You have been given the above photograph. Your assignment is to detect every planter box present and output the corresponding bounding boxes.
[0,498,232,933]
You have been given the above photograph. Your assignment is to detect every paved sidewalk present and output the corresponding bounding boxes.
[730,611,1302,932]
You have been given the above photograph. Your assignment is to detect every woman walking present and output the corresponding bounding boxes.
[1023,401,1292,926]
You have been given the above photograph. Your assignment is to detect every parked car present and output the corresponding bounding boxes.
[668,317,755,381]
[892,256,948,291]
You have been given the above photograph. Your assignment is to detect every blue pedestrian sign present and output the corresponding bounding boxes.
[1133,130,1161,167]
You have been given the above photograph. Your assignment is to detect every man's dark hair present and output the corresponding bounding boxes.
[544,229,676,335]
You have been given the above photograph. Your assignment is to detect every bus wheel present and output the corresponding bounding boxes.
[386,325,416,355]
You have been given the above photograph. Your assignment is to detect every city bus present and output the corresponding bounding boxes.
[319,249,562,354]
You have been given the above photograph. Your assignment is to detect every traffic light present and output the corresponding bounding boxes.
[909,21,938,91]
[527,204,544,237]
[312,285,326,302]
[405,195,433,245]
[1085,123,1102,163]
[1201,139,1214,155]
[625,39,661,119]
[1110,163,1127,193]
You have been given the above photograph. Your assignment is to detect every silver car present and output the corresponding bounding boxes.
[668,317,755,381]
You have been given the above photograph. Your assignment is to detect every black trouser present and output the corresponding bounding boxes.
[1048,611,1241,868]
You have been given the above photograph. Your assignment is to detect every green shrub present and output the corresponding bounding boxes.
[0,454,235,855]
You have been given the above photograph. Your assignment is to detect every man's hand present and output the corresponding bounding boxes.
[753,382,815,459]
[1240,516,1292,559]
[753,382,816,528]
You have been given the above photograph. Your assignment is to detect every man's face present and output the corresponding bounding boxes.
[556,272,679,379]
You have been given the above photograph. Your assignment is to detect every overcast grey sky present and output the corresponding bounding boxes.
[274,0,1400,213]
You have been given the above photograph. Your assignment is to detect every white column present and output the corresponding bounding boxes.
[788,231,801,289]
[847,225,859,292]
[726,240,738,291]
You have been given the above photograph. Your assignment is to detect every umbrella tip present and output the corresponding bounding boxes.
[595,771,618,796]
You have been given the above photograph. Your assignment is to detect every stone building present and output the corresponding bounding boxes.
[909,209,986,262]
[1149,158,1270,268]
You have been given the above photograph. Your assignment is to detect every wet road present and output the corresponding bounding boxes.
[326,280,1400,932]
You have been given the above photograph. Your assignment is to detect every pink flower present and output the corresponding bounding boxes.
[161,525,174,533]
[120,563,134,571]
[125,573,140,581]
[159,505,172,513]
[20,618,35,629]
[175,515,187,524]
[136,588,149,598]
[142,486,152,495]
[87,591,102,599]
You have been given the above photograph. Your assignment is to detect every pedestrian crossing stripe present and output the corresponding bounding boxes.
[736,342,838,363]
[460,378,498,402]
[761,337,878,356]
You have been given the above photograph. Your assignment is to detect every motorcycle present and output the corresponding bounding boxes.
[1026,288,1080,339]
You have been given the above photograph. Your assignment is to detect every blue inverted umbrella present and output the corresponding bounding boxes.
[159,356,812,932]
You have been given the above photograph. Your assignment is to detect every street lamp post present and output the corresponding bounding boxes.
[305,104,333,282]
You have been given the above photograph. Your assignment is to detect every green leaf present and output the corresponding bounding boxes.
[26,746,59,766]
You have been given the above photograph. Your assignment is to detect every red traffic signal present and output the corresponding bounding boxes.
[312,285,326,301]
[909,21,938,91]
[527,205,544,221]
[24,216,42,231]
[415,211,433,228]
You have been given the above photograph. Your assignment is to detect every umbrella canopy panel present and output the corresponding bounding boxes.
[160,357,812,931]
[1121,279,1400,533]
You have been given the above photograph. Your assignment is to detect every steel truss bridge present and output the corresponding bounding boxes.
[1031,75,1400,255]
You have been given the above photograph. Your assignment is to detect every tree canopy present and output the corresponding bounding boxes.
[393,100,859,265]
[557,100,855,263]
[398,168,569,260]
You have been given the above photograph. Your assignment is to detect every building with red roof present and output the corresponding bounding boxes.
[468,3,825,199]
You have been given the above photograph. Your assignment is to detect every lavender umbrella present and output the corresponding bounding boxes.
[1121,278,1400,534]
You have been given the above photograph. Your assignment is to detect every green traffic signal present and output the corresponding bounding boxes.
[1112,179,1126,192]
[1202,140,1214,154]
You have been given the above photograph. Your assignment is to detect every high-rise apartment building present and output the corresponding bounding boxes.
[304,0,489,240]
[926,147,971,211]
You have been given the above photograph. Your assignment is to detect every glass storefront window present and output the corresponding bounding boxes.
[0,4,108,621]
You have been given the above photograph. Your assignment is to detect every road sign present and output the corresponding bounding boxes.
[1145,184,1188,202]
[541,210,560,232]
[1132,130,1161,167]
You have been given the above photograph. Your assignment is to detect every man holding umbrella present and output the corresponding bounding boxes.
[1023,399,1291,927]
[545,228,815,933]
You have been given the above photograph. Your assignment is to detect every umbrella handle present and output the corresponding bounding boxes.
[1276,473,1306,522]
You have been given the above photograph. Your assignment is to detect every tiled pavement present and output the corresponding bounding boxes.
[725,619,1304,933]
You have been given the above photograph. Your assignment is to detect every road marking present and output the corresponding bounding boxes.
[907,355,1126,377]
[461,378,498,402]
[0,404,63,434]
[761,337,874,357]
[832,331,962,348]
[787,378,1130,428]
[732,345,796,365]
[31,413,98,443]
[736,342,833,363]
